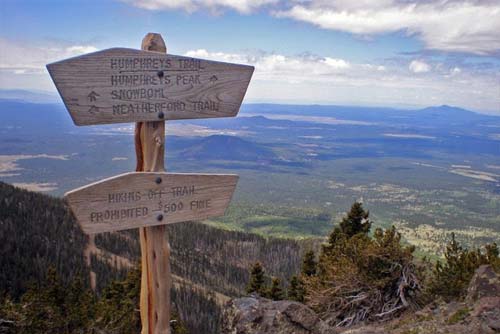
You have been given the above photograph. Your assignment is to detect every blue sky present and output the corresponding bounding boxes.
[1,0,499,113]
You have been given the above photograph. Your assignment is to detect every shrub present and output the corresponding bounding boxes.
[428,234,499,301]
[303,203,420,327]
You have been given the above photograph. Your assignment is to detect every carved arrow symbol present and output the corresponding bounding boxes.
[88,105,99,114]
[87,91,100,102]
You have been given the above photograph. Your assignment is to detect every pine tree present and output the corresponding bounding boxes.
[20,266,67,333]
[171,310,189,334]
[0,296,20,332]
[428,233,498,301]
[326,227,343,248]
[485,243,500,270]
[339,202,371,238]
[267,277,284,301]
[65,274,95,332]
[287,275,305,302]
[301,250,317,277]
[246,262,265,295]
[94,264,141,332]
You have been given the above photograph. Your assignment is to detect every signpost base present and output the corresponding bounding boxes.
[140,225,171,334]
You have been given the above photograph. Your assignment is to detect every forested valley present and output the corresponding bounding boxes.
[0,182,313,333]
[1,181,499,333]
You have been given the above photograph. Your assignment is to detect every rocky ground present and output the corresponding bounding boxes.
[222,265,500,334]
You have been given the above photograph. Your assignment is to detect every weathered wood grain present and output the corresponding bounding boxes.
[46,47,254,125]
[137,33,170,334]
[64,172,238,234]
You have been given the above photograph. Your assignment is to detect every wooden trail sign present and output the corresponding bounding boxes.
[46,48,254,125]
[48,32,252,334]
[65,172,238,234]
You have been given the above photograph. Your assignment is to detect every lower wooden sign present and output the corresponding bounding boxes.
[65,172,238,234]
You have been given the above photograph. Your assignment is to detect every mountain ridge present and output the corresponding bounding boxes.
[180,135,276,161]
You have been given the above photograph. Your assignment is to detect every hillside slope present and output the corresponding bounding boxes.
[0,182,310,333]
[0,182,89,298]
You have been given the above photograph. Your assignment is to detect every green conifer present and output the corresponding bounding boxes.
[171,310,189,334]
[339,202,371,238]
[65,274,95,331]
[246,262,265,295]
[94,265,141,332]
[267,277,284,301]
[287,275,305,302]
[428,233,498,301]
[301,250,317,277]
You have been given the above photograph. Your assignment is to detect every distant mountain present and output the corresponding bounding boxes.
[241,103,499,126]
[417,105,488,122]
[0,99,73,132]
[1,96,496,136]
[0,89,60,104]
[180,135,276,161]
[420,105,471,114]
[188,115,299,129]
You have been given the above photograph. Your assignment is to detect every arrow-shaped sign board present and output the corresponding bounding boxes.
[65,172,238,234]
[47,48,254,125]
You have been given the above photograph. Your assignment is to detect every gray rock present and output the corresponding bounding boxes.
[471,296,500,332]
[466,265,500,303]
[223,266,500,334]
[221,296,338,334]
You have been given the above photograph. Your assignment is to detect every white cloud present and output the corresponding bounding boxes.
[185,49,249,63]
[184,48,499,113]
[185,49,351,82]
[65,45,99,54]
[361,64,386,71]
[121,0,500,55]
[120,0,500,55]
[409,60,430,73]
[123,0,278,13]
[324,57,350,69]
[0,38,99,92]
[275,0,500,55]
[0,38,99,75]
[0,36,498,113]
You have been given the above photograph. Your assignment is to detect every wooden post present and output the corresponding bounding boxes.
[48,32,253,334]
[136,33,171,334]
